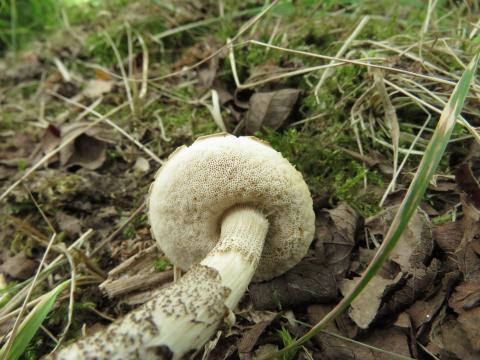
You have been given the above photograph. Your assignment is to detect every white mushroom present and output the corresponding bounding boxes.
[54,133,314,360]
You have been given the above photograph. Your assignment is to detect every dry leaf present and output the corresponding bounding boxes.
[0,252,38,280]
[308,304,411,360]
[213,83,233,107]
[56,212,82,238]
[430,310,480,360]
[60,122,112,170]
[450,271,480,312]
[245,89,300,134]
[340,272,403,329]
[406,290,445,331]
[315,202,358,281]
[197,56,219,91]
[237,313,276,354]
[41,124,61,154]
[367,207,433,271]
[454,163,480,277]
[449,271,480,350]
[458,308,480,350]
[456,163,480,208]
[433,220,463,253]
[382,259,441,315]
[249,255,337,310]
[456,194,480,277]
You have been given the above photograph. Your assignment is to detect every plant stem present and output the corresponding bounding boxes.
[53,206,268,360]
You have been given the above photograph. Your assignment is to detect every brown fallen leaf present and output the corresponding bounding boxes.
[433,220,463,253]
[60,122,112,170]
[449,270,480,350]
[455,194,480,277]
[430,309,480,360]
[245,89,300,134]
[56,211,82,238]
[458,308,480,351]
[456,162,480,208]
[406,285,447,332]
[249,255,337,310]
[41,124,61,155]
[315,202,358,281]
[237,312,277,354]
[308,304,412,360]
[366,207,433,271]
[450,271,480,312]
[197,56,219,91]
[452,162,480,277]
[340,272,403,329]
[0,252,38,280]
[382,259,441,315]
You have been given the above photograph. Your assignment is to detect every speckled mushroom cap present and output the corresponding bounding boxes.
[148,133,315,282]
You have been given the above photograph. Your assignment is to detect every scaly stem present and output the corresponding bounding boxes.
[53,206,268,360]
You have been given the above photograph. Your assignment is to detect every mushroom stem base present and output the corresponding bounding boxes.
[53,206,268,360]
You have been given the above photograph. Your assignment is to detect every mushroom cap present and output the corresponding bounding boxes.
[148,133,315,282]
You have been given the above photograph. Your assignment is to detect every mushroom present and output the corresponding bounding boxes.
[54,133,314,360]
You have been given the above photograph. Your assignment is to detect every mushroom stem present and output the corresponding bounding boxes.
[202,205,269,308]
[53,206,268,360]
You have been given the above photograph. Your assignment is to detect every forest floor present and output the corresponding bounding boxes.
[1,1,480,359]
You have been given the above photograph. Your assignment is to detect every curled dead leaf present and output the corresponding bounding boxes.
[366,206,433,271]
[0,252,38,280]
[340,272,403,329]
[315,202,358,281]
[60,122,113,170]
[382,259,441,315]
[245,89,300,134]
[237,313,277,354]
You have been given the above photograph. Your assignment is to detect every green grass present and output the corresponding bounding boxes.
[0,0,60,53]
[270,50,480,360]
[277,326,298,360]
[0,280,70,360]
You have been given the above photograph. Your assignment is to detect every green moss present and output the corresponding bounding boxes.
[9,233,35,255]
[153,257,170,272]
[432,212,455,225]
[122,224,135,239]
[17,159,28,171]
[260,128,384,217]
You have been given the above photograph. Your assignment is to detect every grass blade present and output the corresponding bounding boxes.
[266,51,480,359]
[0,280,70,360]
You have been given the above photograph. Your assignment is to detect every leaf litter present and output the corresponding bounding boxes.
[0,1,479,359]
